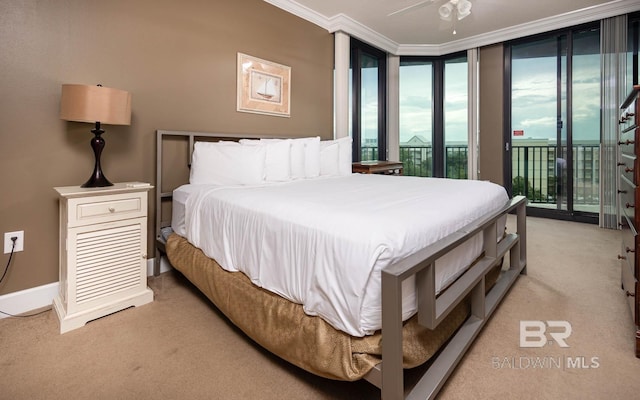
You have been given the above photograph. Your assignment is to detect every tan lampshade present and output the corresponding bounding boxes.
[60,84,131,125]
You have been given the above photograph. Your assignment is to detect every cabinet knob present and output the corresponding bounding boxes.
[625,167,634,173]
[108,207,115,213]
[618,162,626,166]
[618,190,628,194]
[626,290,635,298]
[618,254,627,260]
[626,203,635,209]
[619,140,635,145]
[626,246,635,253]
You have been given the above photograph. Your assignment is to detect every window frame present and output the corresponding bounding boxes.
[399,51,467,178]
[350,39,387,162]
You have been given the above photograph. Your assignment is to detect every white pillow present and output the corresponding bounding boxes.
[189,141,266,185]
[240,139,291,182]
[320,136,352,176]
[261,137,320,179]
[320,140,340,176]
[289,139,306,179]
[302,137,320,178]
[336,136,353,176]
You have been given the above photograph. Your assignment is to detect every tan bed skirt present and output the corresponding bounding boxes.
[166,233,499,381]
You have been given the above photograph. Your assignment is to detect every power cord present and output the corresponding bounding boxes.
[0,236,17,284]
[0,308,51,318]
[0,236,52,318]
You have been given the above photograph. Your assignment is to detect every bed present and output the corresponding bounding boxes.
[155,130,527,400]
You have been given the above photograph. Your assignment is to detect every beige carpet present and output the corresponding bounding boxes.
[1,216,640,399]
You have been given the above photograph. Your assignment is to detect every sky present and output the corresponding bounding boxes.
[397,60,468,144]
[511,53,601,143]
[358,30,602,147]
[360,61,468,145]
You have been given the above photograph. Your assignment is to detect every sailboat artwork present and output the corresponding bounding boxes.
[237,53,291,117]
[250,70,282,104]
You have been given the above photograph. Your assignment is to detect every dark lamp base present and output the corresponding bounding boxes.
[81,174,113,188]
[81,121,114,188]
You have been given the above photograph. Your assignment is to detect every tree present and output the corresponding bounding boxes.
[446,150,467,179]
[513,176,544,202]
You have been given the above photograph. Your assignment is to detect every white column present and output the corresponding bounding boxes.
[334,31,350,139]
[387,54,400,162]
[467,48,479,180]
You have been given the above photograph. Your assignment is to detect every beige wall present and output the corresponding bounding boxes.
[478,44,505,186]
[0,0,334,295]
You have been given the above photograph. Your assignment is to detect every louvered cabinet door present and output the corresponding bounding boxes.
[53,183,154,334]
[66,218,147,314]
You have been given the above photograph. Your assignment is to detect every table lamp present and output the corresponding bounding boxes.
[60,84,132,188]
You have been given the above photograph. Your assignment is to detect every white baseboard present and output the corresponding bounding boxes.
[0,282,59,319]
[1,257,172,319]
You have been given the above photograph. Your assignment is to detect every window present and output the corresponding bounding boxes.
[444,56,469,179]
[399,59,432,176]
[350,39,386,162]
[399,53,468,178]
[630,12,640,85]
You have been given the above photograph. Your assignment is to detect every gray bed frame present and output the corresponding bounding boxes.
[154,129,527,400]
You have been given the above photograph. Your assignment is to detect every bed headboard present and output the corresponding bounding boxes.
[154,129,283,275]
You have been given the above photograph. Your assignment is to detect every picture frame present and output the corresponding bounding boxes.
[237,53,291,117]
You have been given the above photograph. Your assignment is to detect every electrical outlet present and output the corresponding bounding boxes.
[4,231,24,254]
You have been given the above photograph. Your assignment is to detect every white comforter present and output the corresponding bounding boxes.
[182,174,508,337]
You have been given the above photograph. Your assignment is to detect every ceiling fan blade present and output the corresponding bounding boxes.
[387,0,436,17]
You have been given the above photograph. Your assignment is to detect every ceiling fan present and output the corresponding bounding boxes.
[388,0,473,33]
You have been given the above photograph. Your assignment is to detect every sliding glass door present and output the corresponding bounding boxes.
[508,25,600,221]
[572,28,601,213]
[510,35,568,210]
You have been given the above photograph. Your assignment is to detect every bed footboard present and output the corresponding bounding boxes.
[369,195,527,400]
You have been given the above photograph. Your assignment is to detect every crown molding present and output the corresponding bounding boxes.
[263,0,331,30]
[326,14,400,54]
[455,0,640,52]
[266,0,640,56]
[263,0,402,53]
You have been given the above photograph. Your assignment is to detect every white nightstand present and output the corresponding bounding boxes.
[53,182,154,333]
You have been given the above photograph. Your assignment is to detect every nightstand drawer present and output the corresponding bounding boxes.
[78,197,141,219]
[67,192,147,227]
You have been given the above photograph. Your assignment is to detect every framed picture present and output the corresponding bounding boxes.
[237,53,291,117]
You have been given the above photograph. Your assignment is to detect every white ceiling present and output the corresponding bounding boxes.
[265,0,640,55]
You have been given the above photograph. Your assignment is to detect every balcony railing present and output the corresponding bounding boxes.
[364,145,468,179]
[511,144,599,205]
[363,145,468,179]
[362,144,600,206]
